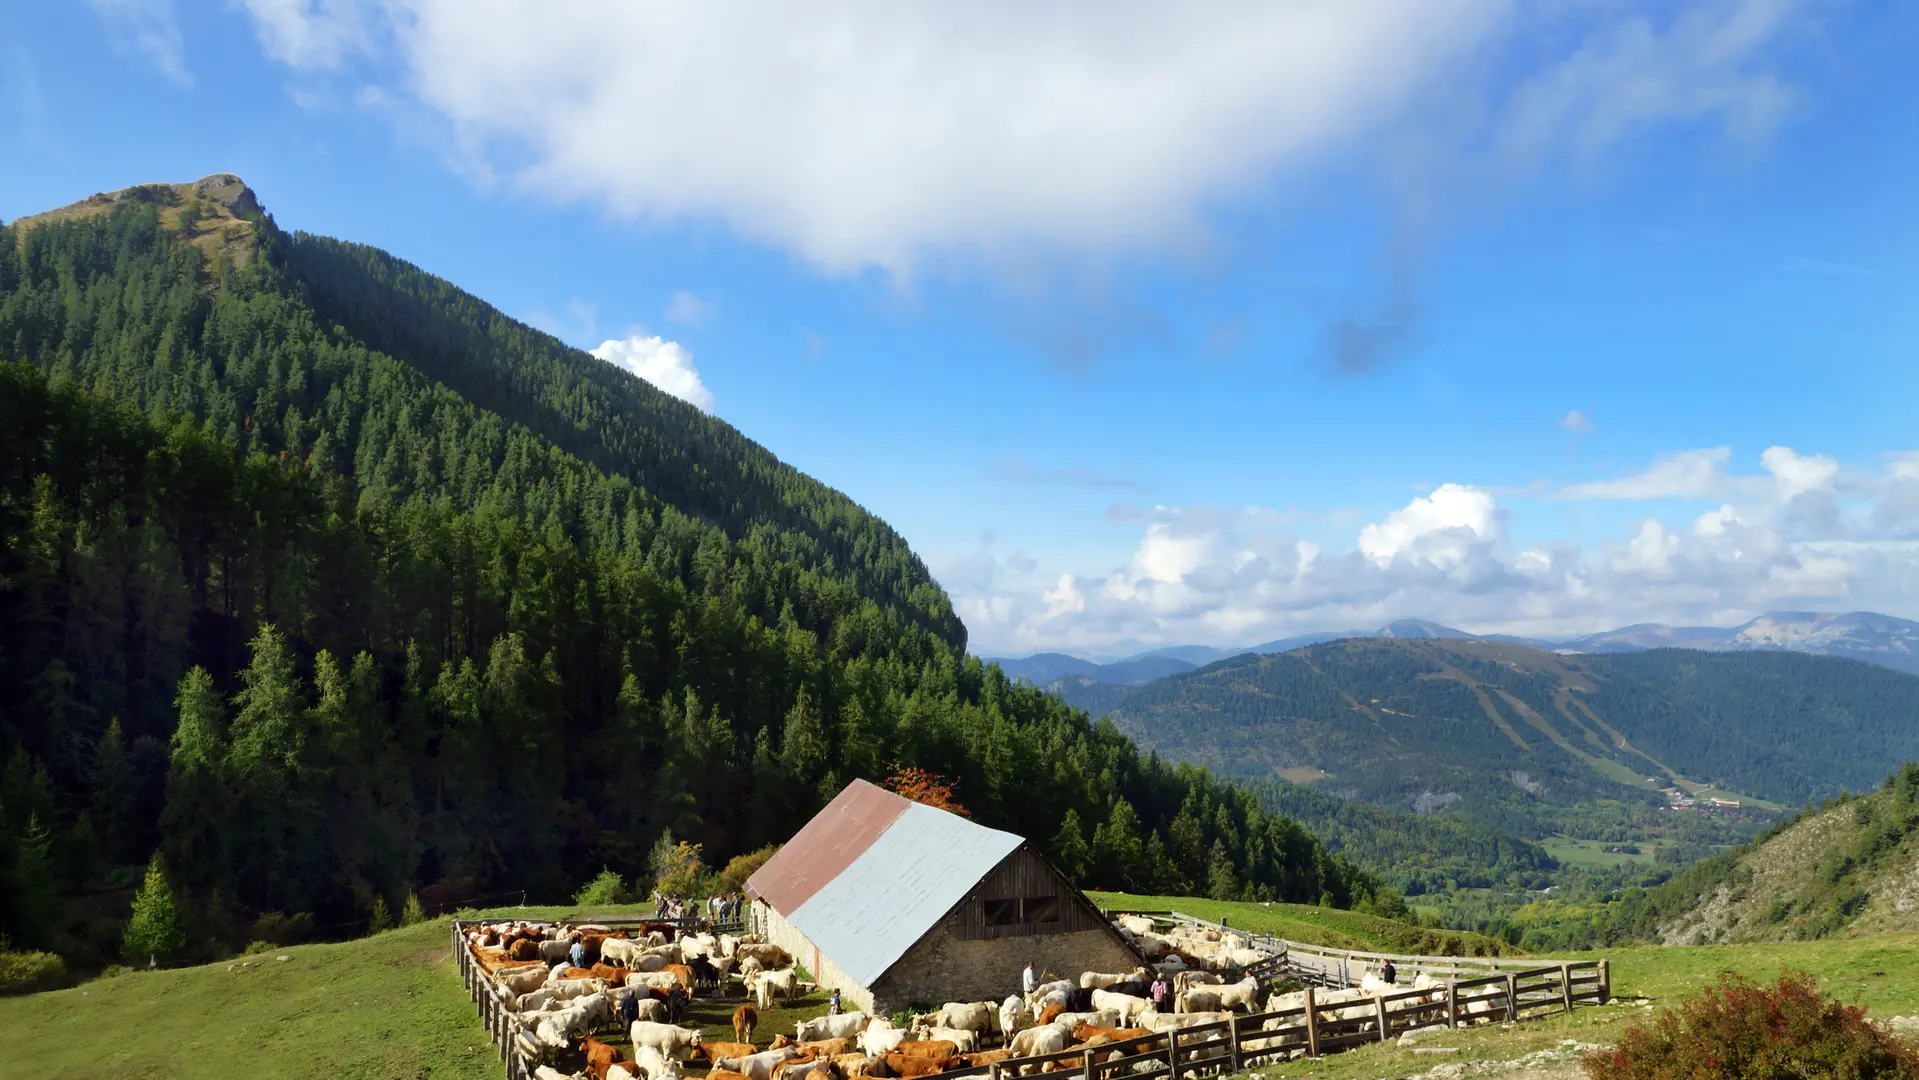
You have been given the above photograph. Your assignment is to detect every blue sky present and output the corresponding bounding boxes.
[6,2,1917,658]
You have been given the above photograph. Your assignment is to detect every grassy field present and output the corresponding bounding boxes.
[1540,835,1659,868]
[6,897,1917,1080]
[1089,892,1516,956]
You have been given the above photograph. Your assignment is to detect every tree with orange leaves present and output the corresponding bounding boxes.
[885,766,971,817]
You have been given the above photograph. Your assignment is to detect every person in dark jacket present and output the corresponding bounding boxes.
[1381,959,1397,985]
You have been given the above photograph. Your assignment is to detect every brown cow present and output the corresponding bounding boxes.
[883,1054,953,1079]
[661,963,695,992]
[1070,1025,1151,1053]
[894,1042,957,1059]
[806,1068,835,1080]
[578,933,611,965]
[710,1072,752,1080]
[506,938,542,963]
[698,1042,759,1064]
[965,1051,1016,1067]
[589,964,638,984]
[1037,1003,1066,1027]
[734,1003,759,1044]
[581,1034,624,1080]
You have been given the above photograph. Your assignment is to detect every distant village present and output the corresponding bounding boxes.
[1656,784,1741,811]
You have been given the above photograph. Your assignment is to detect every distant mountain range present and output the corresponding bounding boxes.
[1049,637,1919,835]
[988,610,1919,684]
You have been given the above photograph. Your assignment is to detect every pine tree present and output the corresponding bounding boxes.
[161,668,228,889]
[89,720,137,863]
[1052,809,1091,883]
[122,856,186,965]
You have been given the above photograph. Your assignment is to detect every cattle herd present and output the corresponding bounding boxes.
[461,914,1488,1080]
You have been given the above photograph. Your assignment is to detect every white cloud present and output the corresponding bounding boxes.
[936,446,1919,656]
[663,290,716,326]
[1558,447,1732,500]
[237,1,1808,273]
[87,0,191,85]
[1560,409,1594,436]
[1357,484,1498,568]
[239,0,369,69]
[590,333,715,412]
[1761,445,1839,501]
[1498,0,1799,169]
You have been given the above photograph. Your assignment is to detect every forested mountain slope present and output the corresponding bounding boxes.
[1058,638,1919,837]
[0,178,1392,967]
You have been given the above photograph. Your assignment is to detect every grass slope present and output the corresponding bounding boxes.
[0,917,495,1080]
[1089,892,1515,956]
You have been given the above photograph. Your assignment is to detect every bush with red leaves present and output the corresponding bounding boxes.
[1585,969,1919,1080]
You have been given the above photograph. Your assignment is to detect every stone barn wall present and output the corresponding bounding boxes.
[870,916,1139,1014]
[753,899,876,1015]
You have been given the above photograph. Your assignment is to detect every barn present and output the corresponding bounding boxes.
[744,778,1145,1015]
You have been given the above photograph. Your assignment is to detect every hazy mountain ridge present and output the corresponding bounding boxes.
[1002,609,1919,682]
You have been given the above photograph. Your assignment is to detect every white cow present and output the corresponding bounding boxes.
[914,1002,994,1033]
[716,1047,799,1080]
[797,1011,870,1041]
[999,995,1024,1039]
[630,1021,705,1060]
[754,967,798,1010]
[601,937,645,969]
[1090,988,1151,1022]
[1215,977,1260,1012]
[497,964,549,996]
[857,1025,910,1057]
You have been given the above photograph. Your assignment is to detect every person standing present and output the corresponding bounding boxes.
[829,988,842,1016]
[1022,961,1037,998]
[1150,974,1170,1014]
[1381,959,1397,985]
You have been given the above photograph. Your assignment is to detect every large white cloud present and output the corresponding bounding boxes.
[591,333,714,412]
[235,0,1808,272]
[937,446,1919,656]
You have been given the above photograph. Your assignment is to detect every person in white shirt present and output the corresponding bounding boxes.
[1022,961,1037,997]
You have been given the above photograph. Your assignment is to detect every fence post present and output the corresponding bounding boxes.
[1375,995,1388,1043]
[1227,1016,1242,1074]
[1445,982,1457,1029]
[1560,964,1573,1014]
[991,1062,1002,1080]
[1166,1028,1181,1080]
[1304,988,1319,1058]
[1081,1047,1094,1080]
[1504,974,1517,1023]
[1600,959,1611,1004]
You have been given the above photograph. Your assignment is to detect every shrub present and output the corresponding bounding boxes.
[719,846,781,896]
[0,949,69,995]
[1585,970,1919,1080]
[243,941,276,955]
[574,868,627,906]
[401,890,427,927]
[248,912,315,946]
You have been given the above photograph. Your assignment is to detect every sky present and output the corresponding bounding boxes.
[5,2,1917,660]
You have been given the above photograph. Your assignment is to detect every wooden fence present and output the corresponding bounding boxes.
[453,914,1608,1080]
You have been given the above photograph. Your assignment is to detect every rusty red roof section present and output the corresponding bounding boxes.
[745,778,913,914]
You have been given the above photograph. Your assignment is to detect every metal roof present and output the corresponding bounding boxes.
[745,779,912,914]
[746,780,1023,987]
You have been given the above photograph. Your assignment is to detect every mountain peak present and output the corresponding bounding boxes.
[13,174,265,269]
